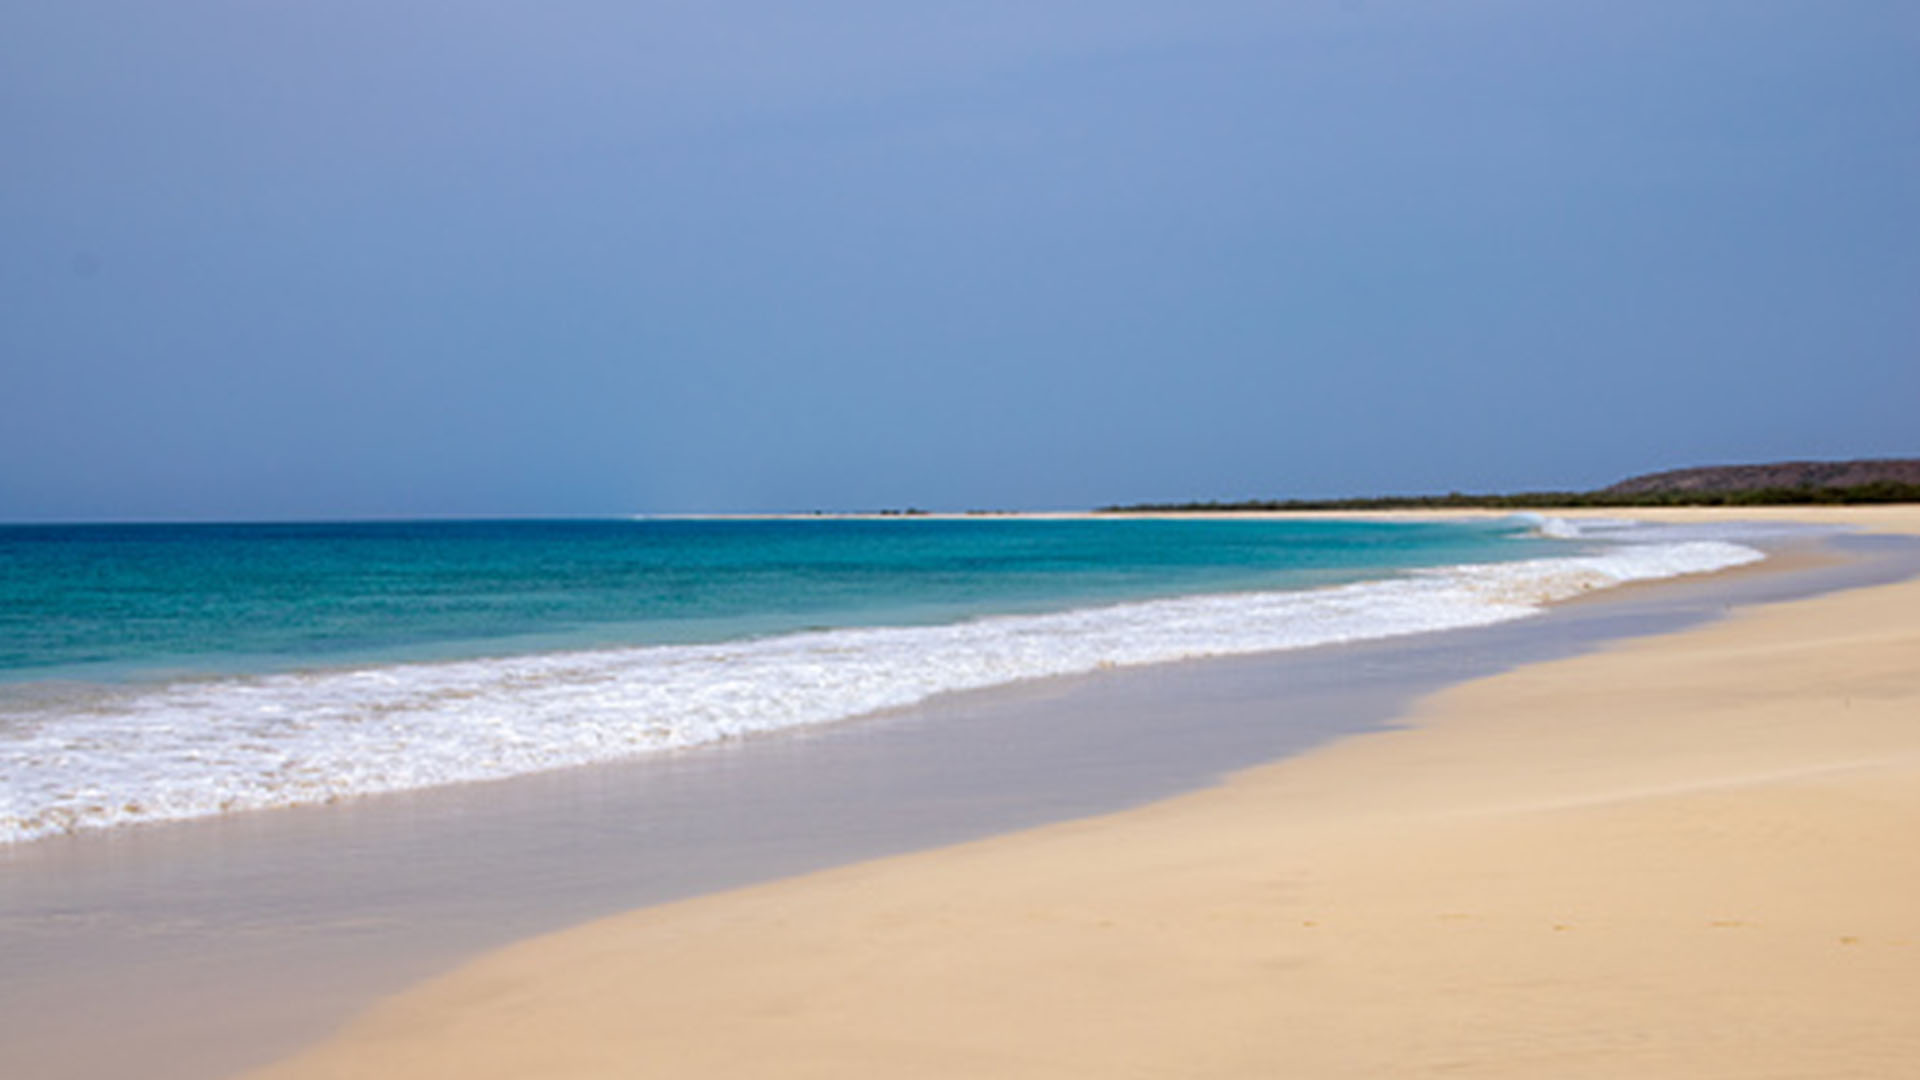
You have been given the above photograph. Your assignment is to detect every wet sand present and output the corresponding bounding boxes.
[232,507,1920,1079]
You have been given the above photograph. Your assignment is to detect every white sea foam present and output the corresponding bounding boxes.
[1505,513,1592,540]
[0,539,1763,844]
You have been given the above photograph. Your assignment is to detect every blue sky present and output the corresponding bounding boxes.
[4,2,1916,519]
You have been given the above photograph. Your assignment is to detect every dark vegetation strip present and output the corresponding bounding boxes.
[1103,483,1920,514]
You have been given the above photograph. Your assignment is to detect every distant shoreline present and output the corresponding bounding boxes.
[1099,486,1920,513]
[1105,457,1920,512]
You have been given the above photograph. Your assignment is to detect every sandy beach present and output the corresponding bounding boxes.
[244,507,1920,1079]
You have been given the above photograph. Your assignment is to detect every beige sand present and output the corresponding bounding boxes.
[249,507,1920,1079]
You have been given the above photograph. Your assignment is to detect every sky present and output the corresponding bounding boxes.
[3,2,1916,519]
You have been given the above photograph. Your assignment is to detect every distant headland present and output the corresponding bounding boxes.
[1103,458,1920,513]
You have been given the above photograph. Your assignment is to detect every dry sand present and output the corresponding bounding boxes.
[248,507,1920,1080]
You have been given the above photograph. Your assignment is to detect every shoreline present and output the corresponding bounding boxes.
[643,504,1920,523]
[237,507,1920,1079]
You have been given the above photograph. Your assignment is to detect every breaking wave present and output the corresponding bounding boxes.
[0,538,1762,844]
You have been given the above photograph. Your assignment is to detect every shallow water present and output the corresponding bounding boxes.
[1,517,1759,843]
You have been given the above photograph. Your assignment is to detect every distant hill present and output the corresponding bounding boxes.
[1604,458,1920,496]
[1103,457,1920,513]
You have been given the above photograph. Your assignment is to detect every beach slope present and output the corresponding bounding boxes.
[249,508,1920,1079]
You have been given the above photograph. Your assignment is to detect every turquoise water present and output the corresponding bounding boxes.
[3,515,1770,843]
[0,517,1541,684]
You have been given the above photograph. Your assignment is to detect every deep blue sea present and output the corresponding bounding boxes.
[0,517,1762,842]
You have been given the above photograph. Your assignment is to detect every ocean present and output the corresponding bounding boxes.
[0,516,1762,844]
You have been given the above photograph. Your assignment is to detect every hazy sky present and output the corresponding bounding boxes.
[4,2,1916,519]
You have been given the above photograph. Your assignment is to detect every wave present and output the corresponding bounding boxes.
[0,539,1762,844]
[1503,512,1633,540]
